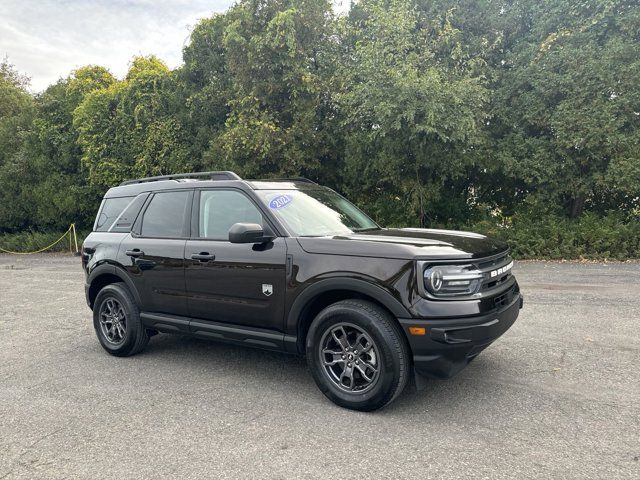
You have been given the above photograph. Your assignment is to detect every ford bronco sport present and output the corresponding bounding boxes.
[82,171,523,411]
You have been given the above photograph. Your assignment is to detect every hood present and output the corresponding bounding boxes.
[296,228,508,260]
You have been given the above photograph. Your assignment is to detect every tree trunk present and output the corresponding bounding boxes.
[570,194,586,218]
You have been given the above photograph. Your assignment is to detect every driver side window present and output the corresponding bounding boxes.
[199,190,263,240]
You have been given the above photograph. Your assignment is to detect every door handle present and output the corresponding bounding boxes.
[126,249,144,258]
[191,252,215,262]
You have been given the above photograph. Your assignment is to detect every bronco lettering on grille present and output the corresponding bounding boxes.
[490,261,514,278]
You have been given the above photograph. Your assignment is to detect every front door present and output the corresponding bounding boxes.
[185,189,287,331]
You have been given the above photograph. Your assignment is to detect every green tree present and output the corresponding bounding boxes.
[31,66,115,228]
[0,59,36,231]
[0,0,638,259]
[76,56,193,189]
[337,0,489,226]
[180,14,234,165]
[490,0,640,217]
[182,0,342,183]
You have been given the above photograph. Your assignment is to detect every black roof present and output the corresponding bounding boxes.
[104,171,322,198]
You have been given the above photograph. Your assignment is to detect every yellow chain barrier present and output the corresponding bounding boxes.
[0,223,80,255]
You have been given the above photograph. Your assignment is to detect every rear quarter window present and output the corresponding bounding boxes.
[94,197,134,232]
[109,193,149,233]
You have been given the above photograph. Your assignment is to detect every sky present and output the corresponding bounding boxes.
[0,0,351,92]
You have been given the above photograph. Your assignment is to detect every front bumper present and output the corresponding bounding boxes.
[399,293,523,379]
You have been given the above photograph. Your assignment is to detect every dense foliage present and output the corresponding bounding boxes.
[0,0,638,258]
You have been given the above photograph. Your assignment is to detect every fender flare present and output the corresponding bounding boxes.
[87,263,142,307]
[286,277,411,350]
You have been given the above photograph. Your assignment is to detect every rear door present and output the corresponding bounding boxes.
[118,189,192,318]
[184,188,287,331]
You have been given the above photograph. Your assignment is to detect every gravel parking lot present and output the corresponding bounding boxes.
[0,254,638,479]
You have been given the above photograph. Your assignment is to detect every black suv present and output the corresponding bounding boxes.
[83,171,522,411]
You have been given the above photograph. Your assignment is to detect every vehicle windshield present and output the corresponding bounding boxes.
[255,188,379,237]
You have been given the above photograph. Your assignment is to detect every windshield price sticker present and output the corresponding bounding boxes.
[269,194,293,210]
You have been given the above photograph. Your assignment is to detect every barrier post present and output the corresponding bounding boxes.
[72,224,80,256]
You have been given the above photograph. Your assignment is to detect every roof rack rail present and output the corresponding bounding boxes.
[120,171,242,186]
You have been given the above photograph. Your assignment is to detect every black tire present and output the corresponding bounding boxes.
[93,282,149,357]
[306,299,410,411]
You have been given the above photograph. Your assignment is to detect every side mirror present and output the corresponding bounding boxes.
[228,223,274,244]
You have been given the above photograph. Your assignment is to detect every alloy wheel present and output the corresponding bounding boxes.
[99,297,127,345]
[319,323,380,393]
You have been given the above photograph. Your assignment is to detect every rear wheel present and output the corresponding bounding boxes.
[93,282,149,357]
[306,299,410,411]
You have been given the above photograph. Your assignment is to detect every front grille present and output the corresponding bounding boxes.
[481,271,512,292]
[474,253,514,294]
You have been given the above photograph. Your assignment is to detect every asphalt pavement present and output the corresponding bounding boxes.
[0,254,638,479]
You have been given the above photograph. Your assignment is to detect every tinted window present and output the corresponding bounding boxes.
[110,193,149,233]
[141,191,190,238]
[95,197,134,232]
[199,190,263,239]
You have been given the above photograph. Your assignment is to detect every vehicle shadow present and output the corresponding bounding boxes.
[140,332,510,415]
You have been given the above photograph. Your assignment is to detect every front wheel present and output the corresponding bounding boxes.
[306,300,410,411]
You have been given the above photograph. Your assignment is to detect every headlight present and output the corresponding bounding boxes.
[422,264,484,297]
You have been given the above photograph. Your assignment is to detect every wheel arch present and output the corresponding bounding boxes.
[288,278,411,354]
[87,264,141,309]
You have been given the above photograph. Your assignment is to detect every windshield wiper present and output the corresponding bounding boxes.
[352,227,381,233]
